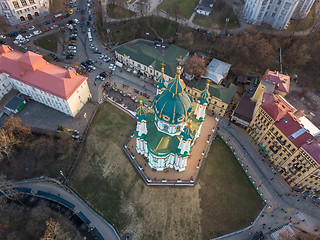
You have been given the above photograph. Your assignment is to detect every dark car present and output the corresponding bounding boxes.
[68,20,74,24]
[8,31,18,37]
[0,40,6,44]
[86,59,93,65]
[80,22,84,27]
[88,15,92,21]
[68,43,76,46]
[44,20,51,25]
[18,29,26,34]
[86,21,90,27]
[80,62,87,68]
[82,27,85,33]
[43,27,50,32]
[69,36,77,40]
[56,57,64,62]
[66,55,73,59]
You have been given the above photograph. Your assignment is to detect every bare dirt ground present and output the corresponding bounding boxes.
[286,81,320,126]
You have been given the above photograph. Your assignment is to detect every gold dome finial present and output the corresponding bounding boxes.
[160,62,165,73]
[139,99,143,105]
[176,56,184,75]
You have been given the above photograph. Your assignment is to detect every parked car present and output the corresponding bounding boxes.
[18,29,26,34]
[68,46,76,50]
[28,26,35,31]
[73,19,79,24]
[25,33,33,39]
[69,36,77,40]
[104,56,111,62]
[82,27,85,33]
[44,20,51,25]
[88,15,92,21]
[87,28,91,32]
[43,27,50,32]
[70,33,77,38]
[33,30,41,35]
[51,18,57,22]
[0,40,6,44]
[66,54,73,59]
[69,40,76,43]
[86,21,90,27]
[86,59,94,65]
[69,43,76,46]
[8,31,18,37]
[51,25,58,29]
[99,54,105,59]
[0,35,6,39]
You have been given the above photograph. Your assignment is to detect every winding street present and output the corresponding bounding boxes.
[216,118,320,239]
[2,178,120,240]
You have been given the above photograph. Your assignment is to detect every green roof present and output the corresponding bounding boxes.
[187,78,237,105]
[144,111,201,155]
[115,40,189,78]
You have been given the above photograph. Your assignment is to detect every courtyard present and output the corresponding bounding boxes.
[70,101,264,239]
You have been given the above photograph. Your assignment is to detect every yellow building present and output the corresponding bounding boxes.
[280,138,320,192]
[248,92,320,191]
[185,79,237,117]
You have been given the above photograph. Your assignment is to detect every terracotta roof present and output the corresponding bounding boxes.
[302,135,320,164]
[262,70,290,94]
[0,45,12,54]
[0,46,87,100]
[261,94,294,121]
[275,112,313,148]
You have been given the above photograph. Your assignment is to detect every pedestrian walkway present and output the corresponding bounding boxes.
[2,177,120,240]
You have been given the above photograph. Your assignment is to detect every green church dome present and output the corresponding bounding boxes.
[154,65,192,124]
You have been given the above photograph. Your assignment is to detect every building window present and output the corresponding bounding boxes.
[29,0,34,3]
[12,1,20,8]
[20,0,27,6]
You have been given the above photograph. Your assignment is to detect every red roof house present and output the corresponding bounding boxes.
[261,70,290,97]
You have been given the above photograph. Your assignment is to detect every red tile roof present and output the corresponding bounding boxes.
[275,112,313,148]
[262,70,290,94]
[261,94,294,121]
[301,135,320,164]
[0,45,87,100]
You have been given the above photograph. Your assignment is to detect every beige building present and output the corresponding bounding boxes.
[0,45,91,117]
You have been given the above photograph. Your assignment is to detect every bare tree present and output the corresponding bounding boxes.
[41,218,71,240]
[184,54,206,80]
[0,116,31,160]
[0,175,17,210]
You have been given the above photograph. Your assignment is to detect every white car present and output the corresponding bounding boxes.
[87,28,91,32]
[99,54,105,59]
[51,25,58,30]
[26,33,33,39]
[28,26,35,31]
[73,19,79,24]
[0,35,6,39]
[33,30,41,35]
[68,46,76,50]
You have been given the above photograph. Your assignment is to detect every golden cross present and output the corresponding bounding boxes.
[160,62,165,68]
[176,56,184,66]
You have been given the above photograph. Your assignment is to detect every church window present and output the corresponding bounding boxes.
[1,2,8,9]
[163,124,169,131]
[20,0,27,7]
[163,115,170,121]
[176,126,181,131]
[29,0,34,3]
[177,117,184,122]
[12,1,20,8]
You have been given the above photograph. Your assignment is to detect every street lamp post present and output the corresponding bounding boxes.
[59,170,69,184]
[224,18,230,35]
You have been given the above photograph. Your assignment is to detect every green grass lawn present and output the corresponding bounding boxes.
[34,34,58,52]
[70,102,263,239]
[158,0,198,19]
[106,4,136,19]
[287,3,315,31]
[193,0,240,30]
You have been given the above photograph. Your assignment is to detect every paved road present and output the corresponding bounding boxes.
[4,178,120,240]
[217,118,320,239]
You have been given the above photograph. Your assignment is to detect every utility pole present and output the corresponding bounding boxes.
[60,170,69,184]
[224,18,230,35]
[279,48,283,73]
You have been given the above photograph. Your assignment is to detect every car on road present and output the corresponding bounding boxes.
[81,17,85,21]
[28,26,35,31]
[43,27,51,32]
[87,28,91,32]
[0,35,6,39]
[66,54,73,59]
[51,25,58,30]
[18,29,26,34]
[108,64,116,71]
[88,9,92,15]
[69,36,77,40]
[25,33,33,39]
[69,9,74,15]
[82,27,85,33]
[88,15,92,21]
[86,59,94,65]
[51,18,57,22]
[69,40,76,43]
[33,30,41,35]
[80,62,87,68]
[80,22,84,27]
[86,21,90,27]
[0,40,6,44]
[69,43,76,46]
[73,19,79,24]
[70,33,77,38]
[99,54,104,59]
[68,46,76,50]
[44,20,51,25]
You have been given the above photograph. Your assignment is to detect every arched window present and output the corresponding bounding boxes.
[163,125,169,131]
[27,14,33,20]
[20,16,25,21]
[34,12,39,17]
